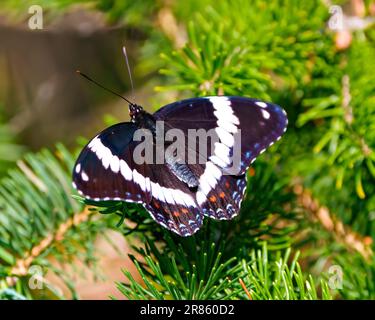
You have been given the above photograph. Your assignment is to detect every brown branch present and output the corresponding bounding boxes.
[17,160,48,193]
[293,183,373,260]
[10,207,93,276]
[156,7,187,49]
[341,74,353,125]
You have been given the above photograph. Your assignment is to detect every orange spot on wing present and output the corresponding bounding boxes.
[249,167,255,177]
[173,211,180,217]
[219,192,225,198]
[181,208,189,214]
[154,202,160,209]
[225,182,230,188]
[209,195,217,202]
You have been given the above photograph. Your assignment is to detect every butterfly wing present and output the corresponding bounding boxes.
[73,96,287,235]
[214,96,287,175]
[72,122,152,203]
[154,96,287,174]
[153,96,287,220]
[72,122,202,236]
[144,165,203,236]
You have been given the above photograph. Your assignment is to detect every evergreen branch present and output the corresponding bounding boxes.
[0,144,113,298]
[10,207,93,276]
[85,158,298,260]
[237,244,332,300]
[0,287,27,300]
[156,0,331,98]
[118,242,332,300]
[334,252,375,299]
[293,182,373,260]
[299,41,375,199]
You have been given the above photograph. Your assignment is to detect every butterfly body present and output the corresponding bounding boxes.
[165,151,200,188]
[73,96,287,236]
[130,103,200,188]
[129,104,156,132]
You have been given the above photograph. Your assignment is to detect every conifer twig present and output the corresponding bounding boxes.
[17,160,48,193]
[293,183,373,260]
[10,207,94,276]
[341,75,353,125]
[239,278,252,300]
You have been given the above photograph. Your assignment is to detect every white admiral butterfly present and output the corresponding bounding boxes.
[72,94,287,237]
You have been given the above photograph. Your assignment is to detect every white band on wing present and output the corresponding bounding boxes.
[195,96,239,205]
[75,136,197,207]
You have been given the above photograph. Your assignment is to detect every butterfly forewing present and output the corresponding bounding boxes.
[154,96,287,175]
[221,97,288,175]
[72,123,203,237]
[73,122,151,203]
[153,96,287,219]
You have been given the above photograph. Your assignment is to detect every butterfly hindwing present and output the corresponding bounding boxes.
[143,165,203,236]
[198,173,247,219]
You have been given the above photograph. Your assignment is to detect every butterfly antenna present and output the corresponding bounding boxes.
[76,70,134,105]
[122,46,135,101]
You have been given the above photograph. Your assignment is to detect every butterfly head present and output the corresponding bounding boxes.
[129,104,143,122]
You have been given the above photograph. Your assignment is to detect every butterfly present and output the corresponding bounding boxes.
[72,96,287,236]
